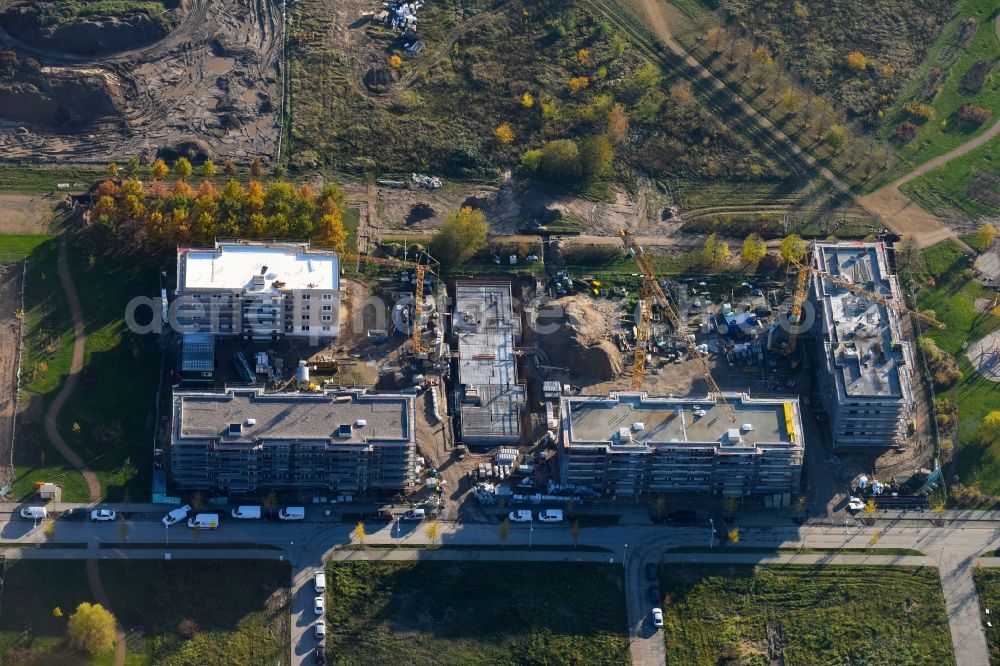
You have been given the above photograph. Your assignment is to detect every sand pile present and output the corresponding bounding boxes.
[538,296,624,380]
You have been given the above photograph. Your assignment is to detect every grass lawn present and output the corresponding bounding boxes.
[324,561,629,665]
[973,568,1000,664]
[13,231,161,502]
[901,134,1000,218]
[0,559,289,666]
[661,564,954,665]
[915,239,1000,493]
[878,0,1000,180]
[0,165,103,194]
[0,235,51,262]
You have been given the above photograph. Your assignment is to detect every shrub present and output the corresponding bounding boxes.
[178,618,199,639]
[903,101,935,122]
[845,51,868,72]
[957,104,991,128]
[959,59,993,94]
[892,121,919,143]
[920,337,962,389]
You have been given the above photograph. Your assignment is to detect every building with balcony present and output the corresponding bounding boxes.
[174,241,340,339]
[169,388,416,494]
[558,392,804,498]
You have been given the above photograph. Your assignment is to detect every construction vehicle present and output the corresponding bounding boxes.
[619,229,736,422]
[340,250,440,355]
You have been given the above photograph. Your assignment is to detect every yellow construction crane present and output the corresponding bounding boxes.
[340,251,440,355]
[618,229,735,420]
[776,262,811,356]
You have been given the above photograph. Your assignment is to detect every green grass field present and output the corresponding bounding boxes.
[901,134,1000,218]
[878,0,1000,180]
[0,235,51,262]
[973,568,1000,664]
[323,561,629,665]
[915,239,1000,493]
[12,232,161,502]
[661,564,954,665]
[0,165,103,194]
[0,559,289,666]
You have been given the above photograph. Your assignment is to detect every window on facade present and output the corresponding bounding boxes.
[322,294,333,301]
[323,325,331,331]
[322,305,332,311]
[302,294,310,300]
[322,315,332,322]
[302,325,310,332]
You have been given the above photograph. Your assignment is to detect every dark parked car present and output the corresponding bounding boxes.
[666,510,696,525]
[645,563,658,581]
[61,508,87,521]
[648,586,660,605]
[315,647,326,664]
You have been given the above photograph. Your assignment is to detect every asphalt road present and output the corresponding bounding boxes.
[4,508,1000,666]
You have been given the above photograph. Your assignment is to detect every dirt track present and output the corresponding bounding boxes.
[0,263,23,491]
[0,0,283,164]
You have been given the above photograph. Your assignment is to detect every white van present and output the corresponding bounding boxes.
[20,506,47,520]
[314,570,326,593]
[538,509,563,523]
[279,506,305,521]
[187,513,220,529]
[162,504,191,527]
[401,508,425,521]
[231,505,261,519]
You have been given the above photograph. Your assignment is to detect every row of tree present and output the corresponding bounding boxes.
[89,175,348,251]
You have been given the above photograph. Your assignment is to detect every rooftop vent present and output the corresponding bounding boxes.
[228,423,243,436]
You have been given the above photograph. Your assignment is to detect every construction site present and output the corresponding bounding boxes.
[153,226,943,523]
[0,0,283,164]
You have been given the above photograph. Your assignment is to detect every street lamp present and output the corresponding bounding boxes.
[709,518,714,549]
[623,543,628,568]
[394,516,400,544]
[529,513,534,549]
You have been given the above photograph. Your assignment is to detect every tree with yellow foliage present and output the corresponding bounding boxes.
[846,51,868,72]
[568,76,589,93]
[577,48,588,64]
[314,211,347,253]
[520,91,534,108]
[151,159,169,180]
[494,123,515,145]
[389,54,402,69]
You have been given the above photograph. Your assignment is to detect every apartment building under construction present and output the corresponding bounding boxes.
[558,392,804,498]
[174,240,340,340]
[811,241,916,448]
[169,388,416,493]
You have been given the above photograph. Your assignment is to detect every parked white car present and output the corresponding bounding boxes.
[508,510,531,522]
[314,620,326,639]
[314,595,325,615]
[90,509,117,522]
[651,607,664,628]
[162,504,191,527]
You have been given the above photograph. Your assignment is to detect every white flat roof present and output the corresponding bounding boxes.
[179,242,339,292]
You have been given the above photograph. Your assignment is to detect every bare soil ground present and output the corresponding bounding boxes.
[0,263,23,491]
[0,0,283,164]
[0,194,53,234]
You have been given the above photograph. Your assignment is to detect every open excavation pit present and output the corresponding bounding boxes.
[0,0,283,165]
[537,296,625,382]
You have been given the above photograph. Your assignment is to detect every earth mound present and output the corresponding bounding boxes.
[0,53,122,128]
[538,296,624,381]
[1,2,179,57]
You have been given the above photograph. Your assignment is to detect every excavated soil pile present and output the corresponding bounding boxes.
[538,296,624,380]
[1,2,174,57]
[0,52,122,127]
